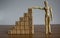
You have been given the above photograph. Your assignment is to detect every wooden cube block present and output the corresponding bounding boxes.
[32,29,34,34]
[24,13,29,17]
[28,8,32,17]
[15,21,20,26]
[24,17,29,22]
[25,29,29,34]
[20,22,25,30]
[20,29,25,34]
[20,17,23,21]
[29,26,32,30]
[19,17,24,21]
[20,25,24,30]
[12,29,16,34]
[16,29,20,34]
[28,8,32,13]
[18,21,21,26]
[29,29,32,34]
[16,26,20,29]
[25,25,29,30]
[32,25,34,34]
[20,21,24,26]
[13,26,16,29]
[32,25,34,30]
[29,22,32,26]
[24,13,27,17]
[25,22,29,26]
[13,26,20,30]
[20,21,24,30]
[29,25,34,34]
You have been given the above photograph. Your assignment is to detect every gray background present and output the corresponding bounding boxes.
[0,0,60,25]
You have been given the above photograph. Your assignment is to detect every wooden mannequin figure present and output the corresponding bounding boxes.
[31,0,53,35]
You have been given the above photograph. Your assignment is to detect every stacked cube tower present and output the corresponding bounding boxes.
[8,8,34,34]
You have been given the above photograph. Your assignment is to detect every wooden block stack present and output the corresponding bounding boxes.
[8,8,34,34]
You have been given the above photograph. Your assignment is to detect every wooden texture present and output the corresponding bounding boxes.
[0,25,60,38]
[8,8,34,34]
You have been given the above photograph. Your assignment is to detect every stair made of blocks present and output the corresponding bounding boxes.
[8,8,34,34]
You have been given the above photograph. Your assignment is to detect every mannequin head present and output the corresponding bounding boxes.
[44,1,48,7]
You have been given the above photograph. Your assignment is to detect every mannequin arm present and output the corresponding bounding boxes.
[50,7,53,21]
[31,6,44,10]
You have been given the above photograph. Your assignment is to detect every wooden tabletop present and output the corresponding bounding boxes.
[0,24,60,38]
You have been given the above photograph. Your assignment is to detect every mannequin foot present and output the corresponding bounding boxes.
[49,32,52,35]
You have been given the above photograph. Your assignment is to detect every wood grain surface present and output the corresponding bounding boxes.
[0,24,60,38]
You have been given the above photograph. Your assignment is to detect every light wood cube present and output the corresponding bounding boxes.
[20,21,24,26]
[16,29,20,34]
[12,29,16,34]
[16,26,21,29]
[24,17,29,22]
[25,22,29,26]
[25,29,29,34]
[15,21,20,26]
[20,29,25,34]
[20,25,24,30]
[25,25,29,30]
[20,17,25,22]
[24,13,29,17]
[32,25,34,34]
[28,8,32,13]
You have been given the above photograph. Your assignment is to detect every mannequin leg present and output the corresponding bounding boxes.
[45,17,49,35]
[48,17,52,34]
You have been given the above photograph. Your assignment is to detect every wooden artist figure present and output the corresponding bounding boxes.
[31,0,53,35]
